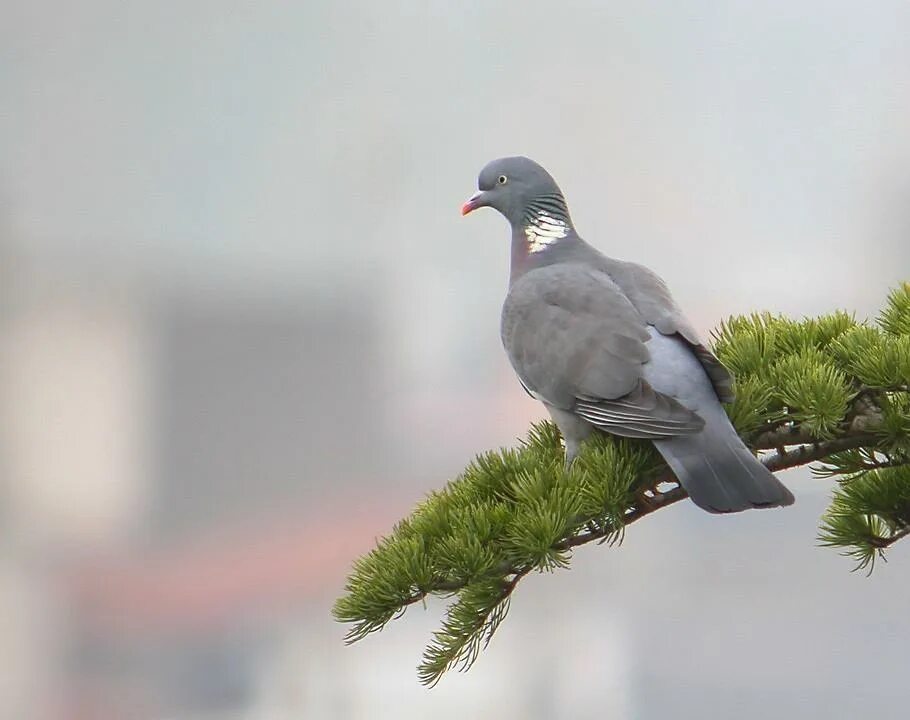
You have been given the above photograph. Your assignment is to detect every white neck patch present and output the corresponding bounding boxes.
[524,211,568,253]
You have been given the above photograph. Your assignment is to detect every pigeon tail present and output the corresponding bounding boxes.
[653,422,794,513]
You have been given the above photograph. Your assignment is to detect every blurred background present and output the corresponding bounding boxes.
[3,1,910,718]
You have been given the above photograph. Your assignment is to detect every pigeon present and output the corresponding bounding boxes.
[462,156,794,513]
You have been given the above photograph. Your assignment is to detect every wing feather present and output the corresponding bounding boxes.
[601,259,735,403]
[501,263,705,437]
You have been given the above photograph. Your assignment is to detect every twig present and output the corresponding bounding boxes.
[763,434,874,472]
[752,425,821,449]
[871,525,910,549]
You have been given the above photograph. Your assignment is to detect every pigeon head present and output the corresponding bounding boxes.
[462,157,570,229]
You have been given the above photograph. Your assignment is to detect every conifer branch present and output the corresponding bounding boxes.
[334,283,910,686]
[376,429,886,614]
[762,434,876,471]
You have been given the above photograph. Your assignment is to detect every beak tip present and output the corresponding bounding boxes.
[461,191,483,216]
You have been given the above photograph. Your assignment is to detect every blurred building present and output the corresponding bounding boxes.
[152,294,386,538]
[0,252,399,718]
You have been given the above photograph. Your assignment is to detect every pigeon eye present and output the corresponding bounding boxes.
[497,175,508,185]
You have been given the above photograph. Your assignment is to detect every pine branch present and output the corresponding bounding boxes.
[763,434,876,471]
[333,284,910,686]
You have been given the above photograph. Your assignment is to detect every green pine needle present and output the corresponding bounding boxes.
[770,349,852,439]
[819,467,910,573]
[333,285,910,686]
[879,282,910,336]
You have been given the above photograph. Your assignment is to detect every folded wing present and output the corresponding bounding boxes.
[501,263,705,437]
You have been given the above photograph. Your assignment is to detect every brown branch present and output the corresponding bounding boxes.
[556,483,688,550]
[395,430,878,612]
[558,433,879,554]
[762,434,875,472]
[872,525,910,549]
[751,425,822,449]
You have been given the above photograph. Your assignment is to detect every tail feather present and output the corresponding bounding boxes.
[637,325,794,513]
[653,425,794,514]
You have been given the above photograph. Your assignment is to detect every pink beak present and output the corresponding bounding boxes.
[461,191,484,216]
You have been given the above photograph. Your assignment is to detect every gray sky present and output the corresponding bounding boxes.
[4,2,910,409]
[5,1,909,298]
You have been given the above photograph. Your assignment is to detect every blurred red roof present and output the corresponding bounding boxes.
[68,499,403,637]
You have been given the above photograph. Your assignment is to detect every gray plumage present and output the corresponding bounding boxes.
[463,156,794,513]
